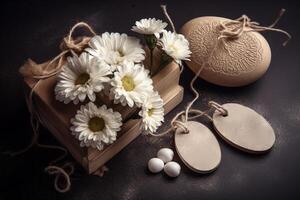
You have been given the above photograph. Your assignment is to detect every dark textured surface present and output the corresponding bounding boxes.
[1,0,300,199]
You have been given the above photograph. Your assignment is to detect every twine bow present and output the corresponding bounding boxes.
[218,9,291,46]
[22,22,97,80]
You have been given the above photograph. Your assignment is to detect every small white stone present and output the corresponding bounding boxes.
[164,161,181,177]
[148,158,164,173]
[157,148,174,163]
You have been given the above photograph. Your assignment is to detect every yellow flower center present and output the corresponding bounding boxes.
[88,117,105,132]
[75,73,90,85]
[117,49,125,57]
[121,76,135,91]
[169,44,178,53]
[148,108,154,116]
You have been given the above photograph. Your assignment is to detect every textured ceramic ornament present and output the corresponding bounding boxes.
[175,121,221,173]
[180,16,271,87]
[212,103,275,153]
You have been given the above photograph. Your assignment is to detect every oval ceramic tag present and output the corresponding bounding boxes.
[212,103,275,153]
[175,121,221,173]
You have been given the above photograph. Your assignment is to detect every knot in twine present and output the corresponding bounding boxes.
[42,22,97,79]
[59,22,96,53]
[218,8,291,46]
[60,36,91,53]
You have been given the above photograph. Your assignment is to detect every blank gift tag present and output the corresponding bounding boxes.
[212,103,275,153]
[175,121,221,173]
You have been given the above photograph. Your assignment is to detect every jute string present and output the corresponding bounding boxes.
[149,8,291,137]
[6,6,291,191]
[161,5,187,74]
[7,22,97,192]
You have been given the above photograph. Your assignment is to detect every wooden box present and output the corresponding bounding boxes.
[23,61,183,174]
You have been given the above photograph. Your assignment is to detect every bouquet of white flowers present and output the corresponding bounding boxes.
[53,17,191,151]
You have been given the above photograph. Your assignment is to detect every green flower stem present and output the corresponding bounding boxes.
[144,34,157,50]
[160,52,173,67]
[152,52,173,76]
[149,49,154,76]
[144,34,157,76]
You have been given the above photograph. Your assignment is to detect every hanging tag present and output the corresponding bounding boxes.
[175,121,221,173]
[212,103,275,153]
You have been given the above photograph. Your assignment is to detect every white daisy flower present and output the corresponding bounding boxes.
[70,102,122,150]
[139,91,164,133]
[86,33,145,71]
[131,18,168,37]
[159,30,192,65]
[110,61,153,108]
[55,52,112,104]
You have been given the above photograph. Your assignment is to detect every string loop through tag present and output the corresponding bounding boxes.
[208,101,228,116]
[148,101,228,136]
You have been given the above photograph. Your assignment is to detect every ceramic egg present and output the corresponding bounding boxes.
[148,158,164,173]
[164,161,181,177]
[157,148,174,163]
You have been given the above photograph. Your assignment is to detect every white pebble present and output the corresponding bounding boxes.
[148,158,164,173]
[157,148,174,163]
[164,161,181,177]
